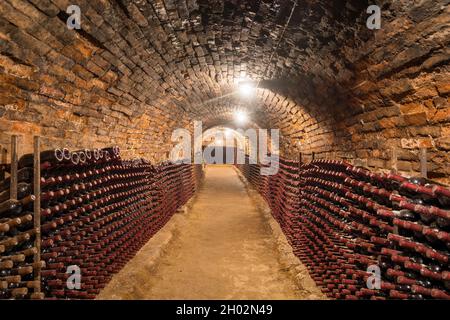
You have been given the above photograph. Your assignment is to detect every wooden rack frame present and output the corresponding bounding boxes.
[0,147,7,180]
[33,136,42,296]
[7,135,42,298]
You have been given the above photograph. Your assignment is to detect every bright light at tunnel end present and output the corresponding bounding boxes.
[236,78,255,98]
[234,111,248,125]
[225,128,233,138]
[238,82,255,98]
[169,120,280,176]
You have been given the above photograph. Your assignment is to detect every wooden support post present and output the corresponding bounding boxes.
[33,136,42,298]
[0,146,7,180]
[420,148,427,179]
[312,152,315,161]
[10,135,18,200]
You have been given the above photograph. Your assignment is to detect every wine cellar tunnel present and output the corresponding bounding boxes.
[0,0,449,300]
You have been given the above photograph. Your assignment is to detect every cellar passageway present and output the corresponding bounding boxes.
[98,165,312,299]
[1,0,449,302]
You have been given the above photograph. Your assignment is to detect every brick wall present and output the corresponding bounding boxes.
[0,0,191,161]
[335,1,450,182]
[0,1,448,181]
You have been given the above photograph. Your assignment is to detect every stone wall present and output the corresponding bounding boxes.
[336,1,450,182]
[0,1,448,181]
[0,0,191,161]
[259,1,450,183]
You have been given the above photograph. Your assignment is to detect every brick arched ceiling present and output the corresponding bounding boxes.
[0,0,448,179]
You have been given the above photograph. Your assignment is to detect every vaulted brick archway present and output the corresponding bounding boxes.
[1,0,450,302]
[0,0,449,179]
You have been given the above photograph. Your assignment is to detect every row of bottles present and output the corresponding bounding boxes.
[1,146,203,299]
[0,143,45,299]
[236,157,450,300]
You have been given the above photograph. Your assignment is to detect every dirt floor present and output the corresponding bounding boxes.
[98,165,323,299]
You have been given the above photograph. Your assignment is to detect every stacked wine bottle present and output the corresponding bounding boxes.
[1,146,202,299]
[0,153,45,299]
[237,157,450,300]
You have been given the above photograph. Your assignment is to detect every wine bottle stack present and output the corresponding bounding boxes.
[1,147,202,299]
[236,157,450,300]
[0,152,45,299]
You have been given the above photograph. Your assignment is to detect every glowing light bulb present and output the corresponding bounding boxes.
[238,82,255,98]
[235,111,248,124]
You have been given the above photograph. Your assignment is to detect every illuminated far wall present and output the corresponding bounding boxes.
[201,127,247,150]
[198,127,246,164]
[200,126,279,158]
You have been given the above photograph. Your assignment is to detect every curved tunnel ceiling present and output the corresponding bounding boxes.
[114,0,372,115]
[0,0,448,177]
[76,0,377,148]
[51,0,376,126]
